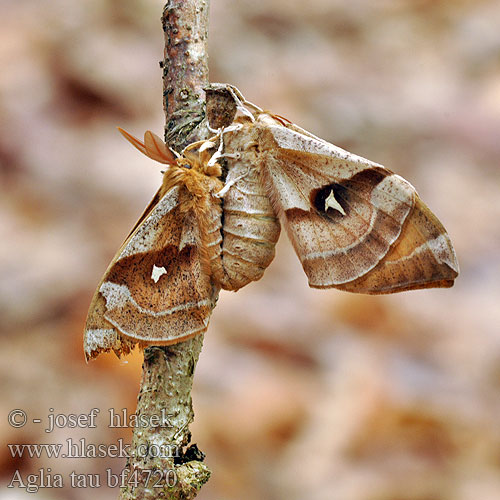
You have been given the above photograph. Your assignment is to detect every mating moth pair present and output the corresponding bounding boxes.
[84,84,458,360]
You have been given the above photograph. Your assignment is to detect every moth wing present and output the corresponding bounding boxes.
[84,186,216,359]
[261,124,459,293]
[125,186,163,239]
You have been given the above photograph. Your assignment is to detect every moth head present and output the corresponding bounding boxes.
[118,128,223,199]
[197,140,223,177]
[182,140,222,178]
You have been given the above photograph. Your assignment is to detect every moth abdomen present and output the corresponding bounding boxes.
[216,207,280,290]
[213,140,281,291]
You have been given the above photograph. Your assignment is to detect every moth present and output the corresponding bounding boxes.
[208,84,458,294]
[84,130,225,360]
[84,84,458,359]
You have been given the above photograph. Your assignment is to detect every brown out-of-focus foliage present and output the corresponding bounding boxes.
[1,0,499,499]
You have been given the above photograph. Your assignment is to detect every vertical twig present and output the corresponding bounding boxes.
[162,0,210,150]
[119,1,212,499]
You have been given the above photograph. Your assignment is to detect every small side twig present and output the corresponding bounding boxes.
[120,1,212,499]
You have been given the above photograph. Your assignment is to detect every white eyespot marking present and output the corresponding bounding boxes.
[324,190,346,216]
[151,265,167,283]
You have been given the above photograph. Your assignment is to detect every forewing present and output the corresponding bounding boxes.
[84,186,216,359]
[261,124,458,293]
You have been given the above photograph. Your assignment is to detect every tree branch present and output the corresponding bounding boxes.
[162,0,210,149]
[119,2,212,498]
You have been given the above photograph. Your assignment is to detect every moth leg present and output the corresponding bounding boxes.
[221,123,244,134]
[182,139,214,154]
[208,150,242,169]
[224,84,263,115]
[222,85,261,121]
[215,165,249,198]
[216,123,244,140]
[220,152,242,159]
[207,124,243,167]
[198,140,217,153]
[207,130,226,167]
[207,123,221,134]
[236,104,256,121]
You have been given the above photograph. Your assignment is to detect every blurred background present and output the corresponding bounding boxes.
[1,0,499,499]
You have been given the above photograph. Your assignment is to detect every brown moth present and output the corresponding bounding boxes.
[84,130,224,360]
[85,84,458,359]
[211,84,459,294]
